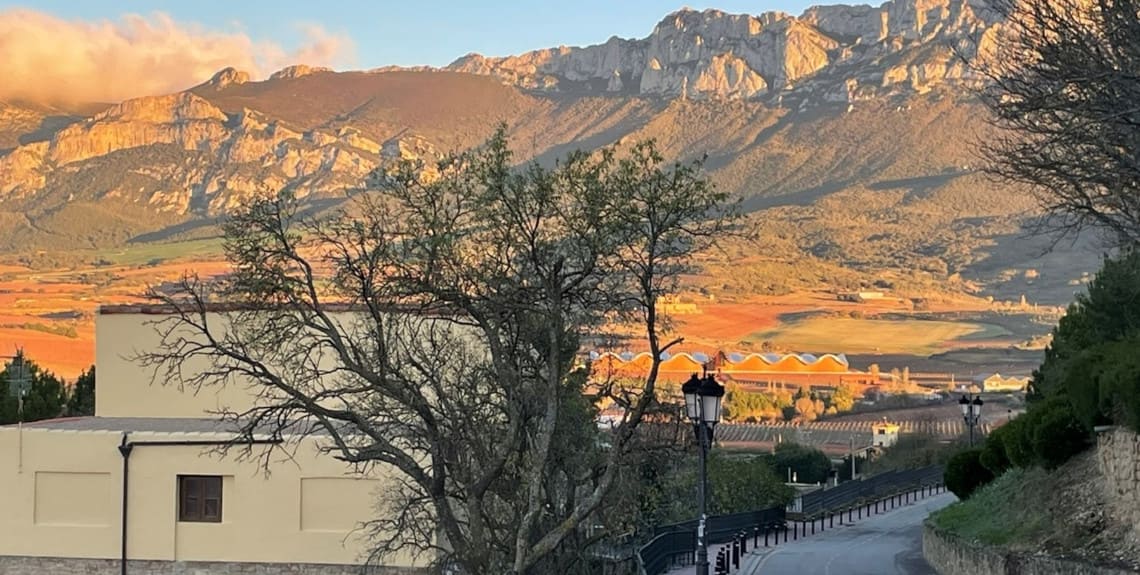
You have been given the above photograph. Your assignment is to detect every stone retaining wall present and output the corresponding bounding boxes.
[0,556,425,575]
[923,524,1137,575]
[1097,427,1140,543]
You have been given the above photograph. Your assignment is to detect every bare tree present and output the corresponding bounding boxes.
[139,126,738,574]
[975,0,1140,245]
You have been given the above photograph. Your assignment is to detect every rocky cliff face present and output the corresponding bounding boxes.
[198,67,251,91]
[447,0,997,101]
[0,0,1007,240]
[0,91,436,214]
[269,65,333,81]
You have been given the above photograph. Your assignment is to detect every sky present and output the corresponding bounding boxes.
[0,0,823,103]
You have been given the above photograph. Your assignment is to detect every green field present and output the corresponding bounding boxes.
[90,237,226,267]
[753,317,1013,355]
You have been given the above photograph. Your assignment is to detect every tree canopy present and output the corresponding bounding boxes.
[976,0,1140,244]
[773,442,832,484]
[1031,249,1140,432]
[137,127,740,574]
[0,352,68,424]
[66,365,96,417]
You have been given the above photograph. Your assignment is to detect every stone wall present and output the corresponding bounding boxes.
[0,556,426,575]
[1096,427,1140,543]
[923,524,1137,575]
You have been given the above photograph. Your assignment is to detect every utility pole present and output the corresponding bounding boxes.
[4,351,30,416]
[849,435,855,479]
[3,349,31,474]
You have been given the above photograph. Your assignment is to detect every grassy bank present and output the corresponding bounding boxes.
[929,451,1139,570]
[929,466,1051,547]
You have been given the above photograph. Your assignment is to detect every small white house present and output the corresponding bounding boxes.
[871,421,900,448]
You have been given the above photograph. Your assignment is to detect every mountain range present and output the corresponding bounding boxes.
[0,0,1097,305]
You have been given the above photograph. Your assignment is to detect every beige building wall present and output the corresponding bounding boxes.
[95,310,386,419]
[0,427,420,567]
[97,311,261,418]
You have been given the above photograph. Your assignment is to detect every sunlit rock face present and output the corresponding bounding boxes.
[447,0,998,101]
[0,91,437,212]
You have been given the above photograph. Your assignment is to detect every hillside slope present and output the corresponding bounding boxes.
[0,1,1102,304]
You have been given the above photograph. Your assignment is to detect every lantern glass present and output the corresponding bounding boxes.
[701,393,722,425]
[681,374,702,422]
[684,392,700,421]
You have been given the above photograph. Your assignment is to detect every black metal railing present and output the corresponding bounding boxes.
[636,465,944,575]
[637,506,786,575]
[794,465,943,517]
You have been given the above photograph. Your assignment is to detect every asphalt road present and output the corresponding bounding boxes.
[746,492,957,575]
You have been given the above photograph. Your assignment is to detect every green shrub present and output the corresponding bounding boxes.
[1031,250,1140,433]
[979,424,1012,476]
[772,442,832,484]
[944,448,994,500]
[864,433,963,474]
[1000,416,1036,469]
[930,466,1052,546]
[1030,397,1090,470]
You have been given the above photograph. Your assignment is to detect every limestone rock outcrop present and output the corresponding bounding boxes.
[446,0,999,102]
[0,91,438,213]
[269,65,333,81]
[200,67,251,90]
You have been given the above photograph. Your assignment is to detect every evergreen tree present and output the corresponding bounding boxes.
[67,365,96,416]
[0,352,67,424]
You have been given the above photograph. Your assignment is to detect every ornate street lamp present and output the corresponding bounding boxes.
[681,372,725,575]
[959,394,984,446]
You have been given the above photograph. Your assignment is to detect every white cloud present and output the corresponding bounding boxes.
[0,8,357,103]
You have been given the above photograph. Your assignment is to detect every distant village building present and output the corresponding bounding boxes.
[657,294,700,314]
[974,373,1030,392]
[0,305,427,574]
[871,421,900,448]
[836,291,885,303]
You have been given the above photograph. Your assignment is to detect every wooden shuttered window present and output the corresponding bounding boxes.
[178,475,223,522]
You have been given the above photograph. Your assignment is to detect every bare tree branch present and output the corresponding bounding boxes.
[137,125,739,575]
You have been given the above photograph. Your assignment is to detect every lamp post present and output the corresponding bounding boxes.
[682,372,725,575]
[959,394,984,446]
